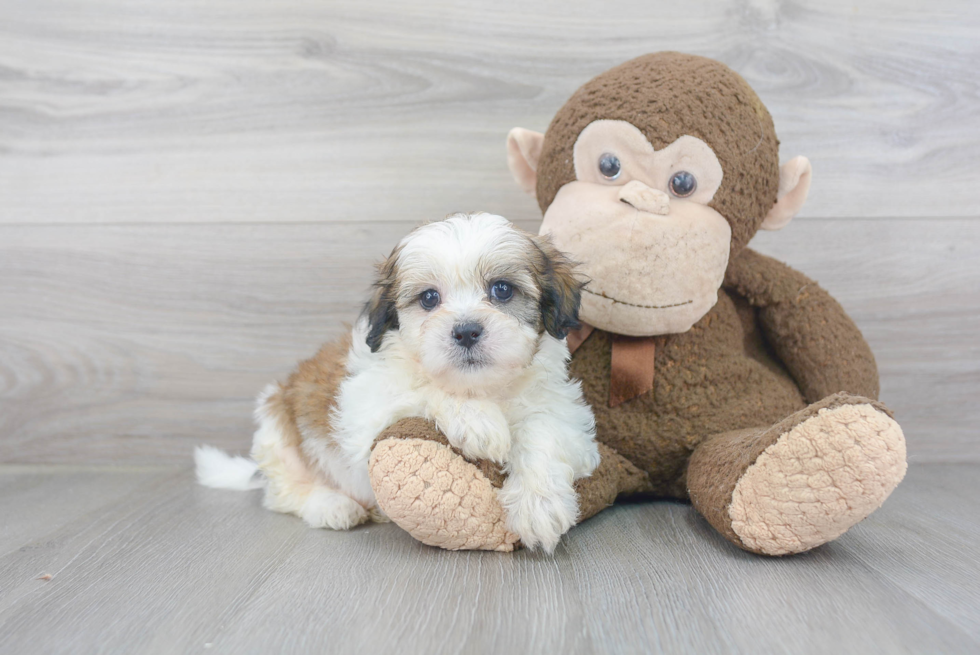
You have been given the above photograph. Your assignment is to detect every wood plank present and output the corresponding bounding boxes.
[0,466,177,556]
[0,464,976,653]
[840,464,980,642]
[1,0,978,225]
[0,218,976,464]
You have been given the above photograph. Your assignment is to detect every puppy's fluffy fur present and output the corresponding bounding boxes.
[196,213,599,551]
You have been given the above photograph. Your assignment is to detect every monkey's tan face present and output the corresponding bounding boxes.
[539,120,731,337]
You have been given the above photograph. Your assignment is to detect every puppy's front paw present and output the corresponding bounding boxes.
[498,470,578,553]
[440,401,511,463]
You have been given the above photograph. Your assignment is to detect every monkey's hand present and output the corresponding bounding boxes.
[433,399,512,464]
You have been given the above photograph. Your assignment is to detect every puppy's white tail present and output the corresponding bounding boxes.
[194,445,264,490]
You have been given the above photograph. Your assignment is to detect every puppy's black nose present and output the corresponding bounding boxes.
[452,322,483,349]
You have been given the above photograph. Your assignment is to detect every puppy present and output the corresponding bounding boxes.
[196,212,599,551]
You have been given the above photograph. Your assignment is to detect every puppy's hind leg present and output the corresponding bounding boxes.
[252,383,369,530]
[264,441,369,530]
[300,486,369,530]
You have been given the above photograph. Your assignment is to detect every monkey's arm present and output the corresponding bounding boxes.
[371,417,508,487]
[723,248,879,403]
[368,419,649,550]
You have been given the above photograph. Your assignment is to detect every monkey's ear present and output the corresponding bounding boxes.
[507,128,545,195]
[363,254,400,353]
[762,156,812,231]
[533,236,583,340]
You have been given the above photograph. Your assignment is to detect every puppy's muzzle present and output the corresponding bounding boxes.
[452,322,484,350]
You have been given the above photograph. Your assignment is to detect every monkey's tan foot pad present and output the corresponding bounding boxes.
[369,438,520,552]
[730,402,907,556]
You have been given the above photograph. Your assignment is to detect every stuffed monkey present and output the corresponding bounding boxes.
[367,52,907,555]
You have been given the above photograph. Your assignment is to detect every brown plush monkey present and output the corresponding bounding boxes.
[367,52,907,556]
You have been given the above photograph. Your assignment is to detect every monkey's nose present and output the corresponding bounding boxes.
[618,180,670,215]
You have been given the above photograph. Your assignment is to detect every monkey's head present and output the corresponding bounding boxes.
[507,52,812,337]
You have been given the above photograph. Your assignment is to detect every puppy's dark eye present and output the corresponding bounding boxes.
[598,153,621,180]
[419,289,440,310]
[669,171,697,197]
[490,281,514,302]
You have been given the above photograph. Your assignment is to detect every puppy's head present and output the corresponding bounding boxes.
[363,212,582,392]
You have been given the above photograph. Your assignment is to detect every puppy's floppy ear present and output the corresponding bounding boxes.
[531,235,583,340]
[364,248,400,353]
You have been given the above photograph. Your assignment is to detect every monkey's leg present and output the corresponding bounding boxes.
[368,419,651,551]
[687,392,906,556]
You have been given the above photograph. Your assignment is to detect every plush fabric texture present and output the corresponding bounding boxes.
[724,248,880,402]
[370,418,653,550]
[535,52,780,256]
[373,417,507,487]
[370,436,520,551]
[685,426,768,548]
[564,247,882,495]
[576,442,656,520]
[566,324,594,354]
[729,401,906,555]
[608,334,657,407]
[571,286,806,498]
[576,324,763,408]
[686,392,899,553]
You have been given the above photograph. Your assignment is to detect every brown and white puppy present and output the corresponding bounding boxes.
[196,213,599,552]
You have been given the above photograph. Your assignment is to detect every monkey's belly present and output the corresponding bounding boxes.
[572,328,806,499]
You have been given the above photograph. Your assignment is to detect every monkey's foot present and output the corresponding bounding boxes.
[369,437,520,552]
[728,396,907,555]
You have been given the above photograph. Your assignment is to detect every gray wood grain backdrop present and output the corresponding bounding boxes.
[1,0,978,463]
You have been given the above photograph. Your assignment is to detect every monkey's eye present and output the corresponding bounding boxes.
[598,153,621,180]
[669,171,697,198]
[419,289,440,310]
[490,281,514,302]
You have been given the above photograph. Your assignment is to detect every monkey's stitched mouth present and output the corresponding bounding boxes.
[583,288,693,310]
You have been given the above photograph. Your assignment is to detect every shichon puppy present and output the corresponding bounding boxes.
[196,212,599,551]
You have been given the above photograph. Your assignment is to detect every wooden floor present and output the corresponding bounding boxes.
[1,463,977,654]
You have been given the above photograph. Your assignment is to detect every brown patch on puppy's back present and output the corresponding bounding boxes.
[278,330,354,457]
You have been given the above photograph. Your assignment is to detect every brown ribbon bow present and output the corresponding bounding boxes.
[567,323,656,407]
